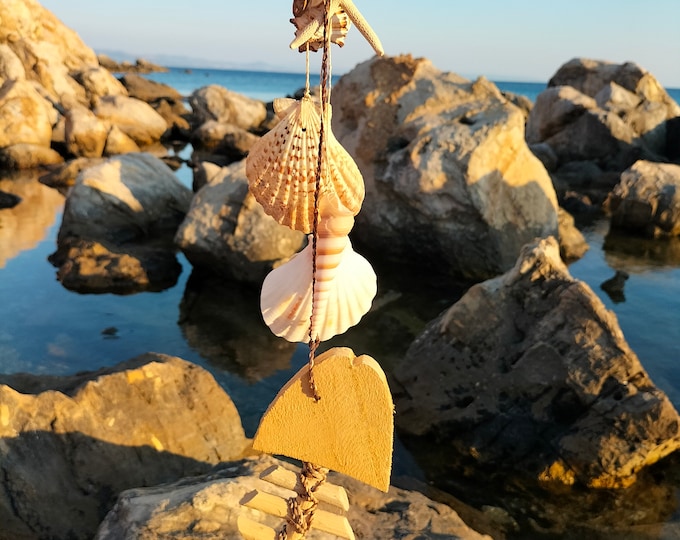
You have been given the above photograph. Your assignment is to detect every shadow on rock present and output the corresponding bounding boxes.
[178,269,296,382]
[0,432,212,540]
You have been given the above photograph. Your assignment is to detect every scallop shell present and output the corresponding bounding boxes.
[260,236,376,343]
[246,95,364,233]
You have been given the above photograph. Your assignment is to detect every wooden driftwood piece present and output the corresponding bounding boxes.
[252,346,394,492]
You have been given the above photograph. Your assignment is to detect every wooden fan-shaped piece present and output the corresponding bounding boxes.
[252,347,394,492]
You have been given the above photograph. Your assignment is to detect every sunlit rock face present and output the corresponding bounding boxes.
[0,170,64,268]
[332,54,558,281]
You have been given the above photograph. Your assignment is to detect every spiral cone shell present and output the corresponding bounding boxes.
[246,95,364,233]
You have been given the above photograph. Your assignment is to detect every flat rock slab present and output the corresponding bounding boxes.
[96,454,492,540]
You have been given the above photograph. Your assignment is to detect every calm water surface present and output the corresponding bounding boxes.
[1,69,680,537]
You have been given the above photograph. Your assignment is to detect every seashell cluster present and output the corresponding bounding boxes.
[290,0,384,56]
[247,97,375,343]
[245,0,381,344]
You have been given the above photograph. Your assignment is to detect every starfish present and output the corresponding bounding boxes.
[290,0,384,56]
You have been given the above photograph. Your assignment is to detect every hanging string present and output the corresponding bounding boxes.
[306,0,332,403]
[304,43,310,96]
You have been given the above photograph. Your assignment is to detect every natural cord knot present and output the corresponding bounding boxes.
[277,462,330,539]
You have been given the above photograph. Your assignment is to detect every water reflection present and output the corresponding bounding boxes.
[604,227,680,271]
[0,170,64,268]
[178,269,296,381]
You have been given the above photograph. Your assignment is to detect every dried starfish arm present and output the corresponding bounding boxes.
[289,0,383,56]
[340,0,384,56]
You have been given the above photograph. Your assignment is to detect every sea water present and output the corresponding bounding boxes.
[1,67,680,536]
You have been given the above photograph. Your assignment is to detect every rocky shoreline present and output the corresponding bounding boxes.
[2,1,680,539]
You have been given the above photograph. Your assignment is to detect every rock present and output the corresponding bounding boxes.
[49,237,182,294]
[0,353,248,540]
[119,73,182,103]
[0,43,26,81]
[0,170,64,268]
[0,79,54,148]
[52,153,191,292]
[667,116,680,162]
[39,156,104,188]
[557,207,588,262]
[58,152,192,243]
[103,124,141,155]
[93,95,168,146]
[600,270,629,303]
[0,142,63,169]
[0,189,21,209]
[64,104,109,158]
[606,160,680,237]
[526,85,643,171]
[0,0,98,104]
[96,455,492,540]
[74,66,128,104]
[527,58,680,193]
[119,74,190,138]
[96,54,167,74]
[331,55,558,280]
[175,160,305,283]
[189,84,267,131]
[393,236,680,489]
[190,120,260,161]
[529,142,558,172]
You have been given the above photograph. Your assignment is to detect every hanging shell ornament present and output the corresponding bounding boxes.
[260,196,377,343]
[290,0,384,56]
[245,95,365,233]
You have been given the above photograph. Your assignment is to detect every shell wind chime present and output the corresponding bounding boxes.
[238,2,392,539]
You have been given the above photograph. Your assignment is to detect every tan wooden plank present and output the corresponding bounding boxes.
[242,490,355,539]
[260,465,350,511]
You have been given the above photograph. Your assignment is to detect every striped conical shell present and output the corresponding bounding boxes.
[245,95,364,233]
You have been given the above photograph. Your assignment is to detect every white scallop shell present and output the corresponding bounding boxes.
[260,235,376,343]
[246,95,364,233]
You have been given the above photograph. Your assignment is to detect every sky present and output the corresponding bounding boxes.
[40,0,680,88]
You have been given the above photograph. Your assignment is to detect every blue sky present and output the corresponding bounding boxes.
[41,0,680,87]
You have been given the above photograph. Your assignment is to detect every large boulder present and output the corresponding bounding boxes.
[393,236,680,489]
[93,95,168,146]
[332,55,558,280]
[0,353,249,540]
[606,159,680,237]
[0,43,26,82]
[527,58,680,201]
[0,142,62,169]
[175,160,305,283]
[96,455,492,540]
[52,153,192,293]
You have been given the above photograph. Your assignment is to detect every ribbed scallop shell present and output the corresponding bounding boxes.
[260,236,376,343]
[245,95,364,233]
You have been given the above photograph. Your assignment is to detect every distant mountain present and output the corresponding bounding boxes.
[95,49,301,74]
